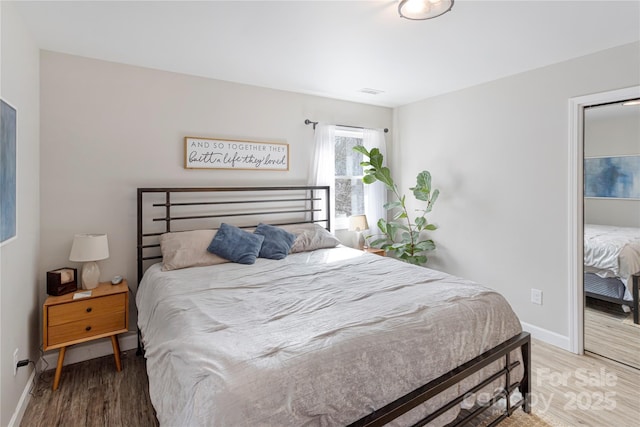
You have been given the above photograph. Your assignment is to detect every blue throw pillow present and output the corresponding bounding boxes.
[207,223,264,265]
[254,223,297,260]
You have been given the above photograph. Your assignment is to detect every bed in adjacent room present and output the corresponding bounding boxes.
[136,186,530,426]
[584,224,640,324]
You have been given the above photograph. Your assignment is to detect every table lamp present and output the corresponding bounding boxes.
[349,215,369,249]
[69,233,109,289]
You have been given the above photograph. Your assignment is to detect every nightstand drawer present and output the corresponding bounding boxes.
[48,294,125,326]
[48,311,126,346]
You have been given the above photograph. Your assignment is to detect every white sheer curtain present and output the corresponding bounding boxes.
[309,123,336,230]
[362,128,388,239]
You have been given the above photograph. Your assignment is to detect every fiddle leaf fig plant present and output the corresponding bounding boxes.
[353,145,439,265]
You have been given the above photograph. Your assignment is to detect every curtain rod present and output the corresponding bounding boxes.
[304,119,389,133]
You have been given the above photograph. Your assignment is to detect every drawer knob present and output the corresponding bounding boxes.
[85,326,92,332]
[86,307,92,313]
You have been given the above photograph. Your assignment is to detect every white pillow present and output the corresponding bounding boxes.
[280,223,341,253]
[159,230,229,271]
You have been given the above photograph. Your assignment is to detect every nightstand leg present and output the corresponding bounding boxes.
[111,335,122,372]
[52,346,66,391]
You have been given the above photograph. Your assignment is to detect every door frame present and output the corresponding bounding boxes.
[568,85,640,354]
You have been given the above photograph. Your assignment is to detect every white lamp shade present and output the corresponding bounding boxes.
[349,215,369,232]
[69,234,109,262]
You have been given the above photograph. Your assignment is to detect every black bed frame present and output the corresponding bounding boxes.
[585,273,639,324]
[136,186,531,426]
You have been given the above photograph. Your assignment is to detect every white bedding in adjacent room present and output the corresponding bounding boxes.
[137,246,523,426]
[584,224,640,300]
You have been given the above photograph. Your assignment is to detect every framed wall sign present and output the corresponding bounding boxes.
[184,137,289,171]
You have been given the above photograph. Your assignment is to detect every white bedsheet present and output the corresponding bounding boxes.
[584,224,640,300]
[137,247,523,426]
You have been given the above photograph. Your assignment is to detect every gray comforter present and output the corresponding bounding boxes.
[137,247,523,426]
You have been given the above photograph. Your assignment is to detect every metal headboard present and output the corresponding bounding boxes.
[137,186,331,285]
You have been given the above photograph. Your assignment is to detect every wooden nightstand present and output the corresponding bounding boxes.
[43,280,129,390]
[363,247,385,256]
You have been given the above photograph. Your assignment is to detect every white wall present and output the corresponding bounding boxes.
[394,42,640,338]
[0,3,40,425]
[584,106,640,227]
[39,51,392,341]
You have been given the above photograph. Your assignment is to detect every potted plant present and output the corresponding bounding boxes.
[354,145,439,265]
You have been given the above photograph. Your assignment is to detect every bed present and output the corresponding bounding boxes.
[136,186,530,426]
[584,224,640,324]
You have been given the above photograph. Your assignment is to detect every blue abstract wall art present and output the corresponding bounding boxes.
[1,99,17,244]
[584,155,640,199]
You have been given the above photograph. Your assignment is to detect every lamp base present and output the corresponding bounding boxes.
[81,261,100,289]
[356,231,366,250]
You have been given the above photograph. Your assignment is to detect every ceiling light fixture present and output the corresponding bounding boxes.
[622,99,640,106]
[398,0,454,20]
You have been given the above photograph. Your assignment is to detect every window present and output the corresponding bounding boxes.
[309,124,386,233]
[334,128,365,230]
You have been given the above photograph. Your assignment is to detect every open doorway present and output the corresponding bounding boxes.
[568,86,640,357]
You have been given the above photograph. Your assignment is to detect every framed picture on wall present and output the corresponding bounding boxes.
[184,136,289,171]
[584,155,640,199]
[1,99,17,245]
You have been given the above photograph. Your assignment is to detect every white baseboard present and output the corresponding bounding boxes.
[41,331,138,370]
[521,321,571,352]
[8,368,36,427]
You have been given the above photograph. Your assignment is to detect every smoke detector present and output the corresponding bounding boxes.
[358,88,385,95]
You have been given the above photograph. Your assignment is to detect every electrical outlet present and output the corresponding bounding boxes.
[531,288,543,305]
[13,348,18,376]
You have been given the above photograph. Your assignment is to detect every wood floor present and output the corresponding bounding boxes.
[584,298,640,369]
[21,339,640,427]
[21,350,158,427]
[531,339,640,426]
